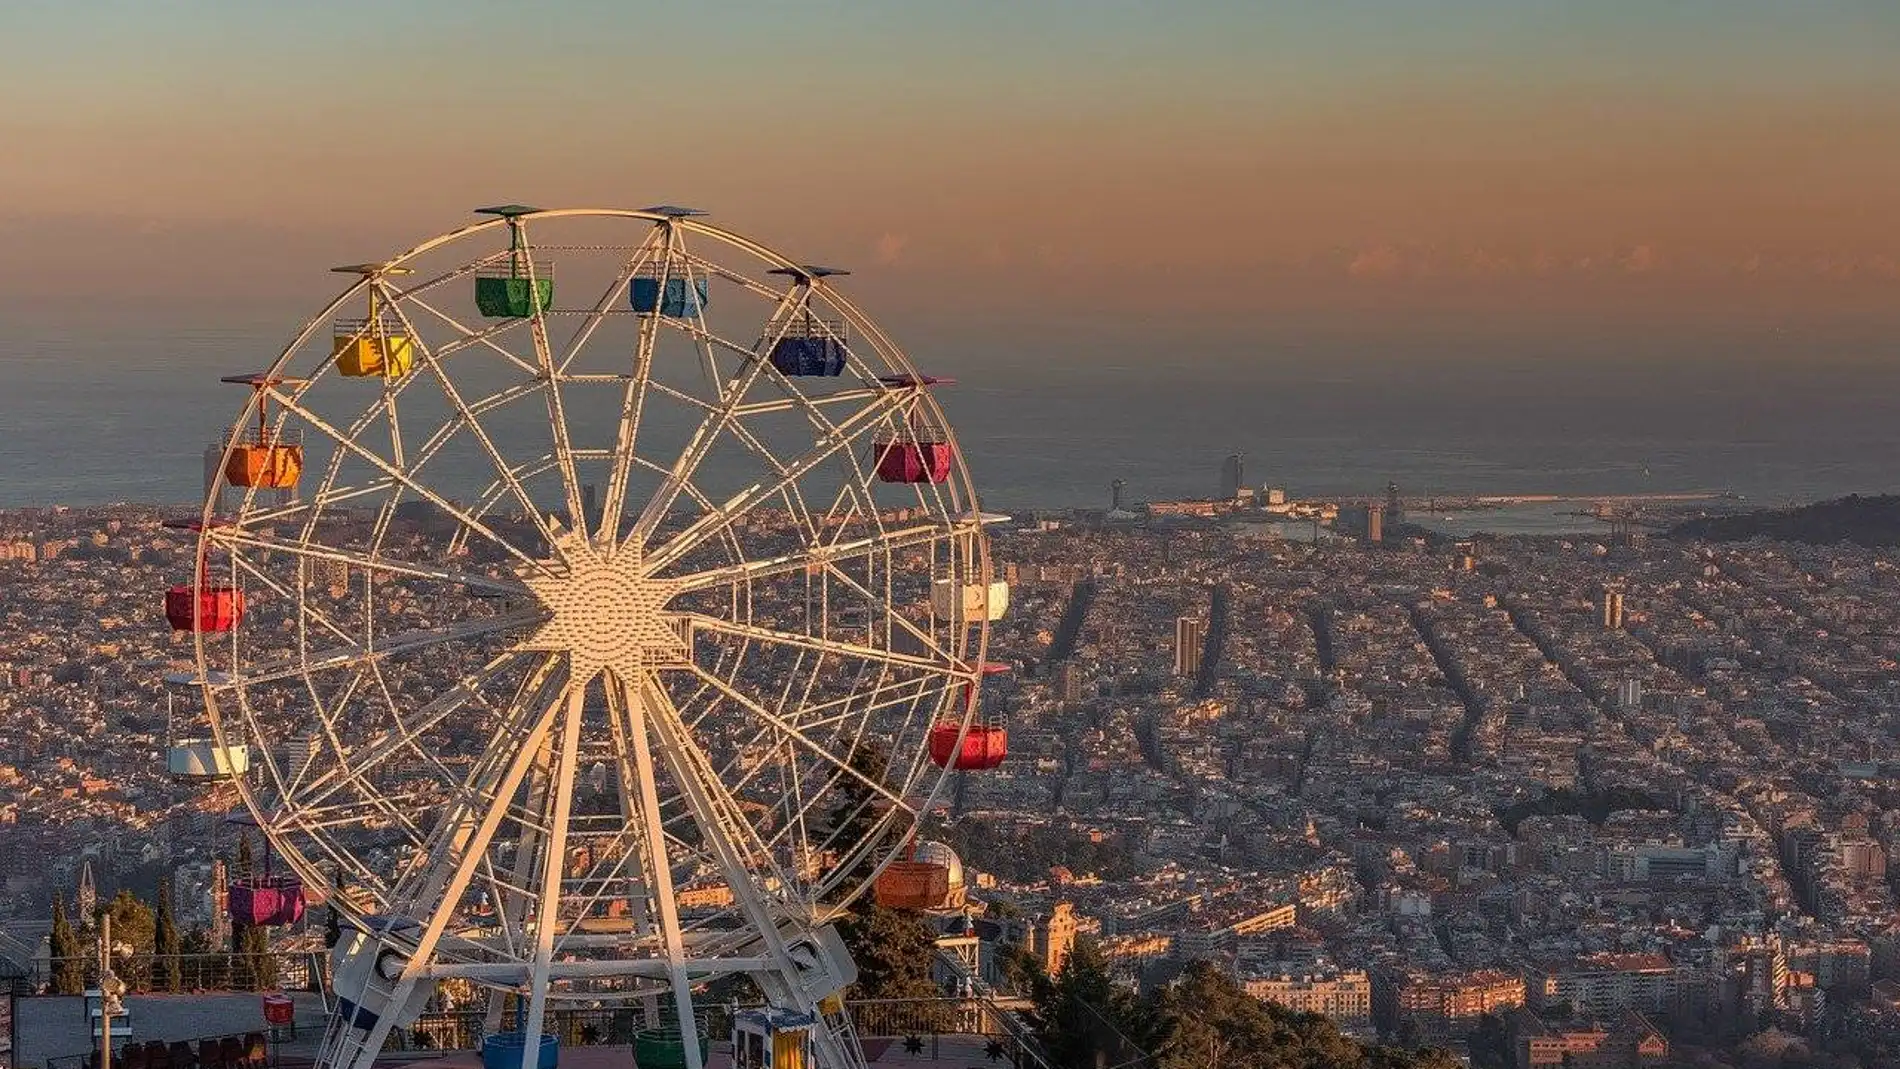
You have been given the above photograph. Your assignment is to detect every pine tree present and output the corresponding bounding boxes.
[50,897,86,995]
[100,889,157,992]
[156,878,182,994]
[1031,935,1158,1069]
[231,921,257,991]
[837,900,943,1002]
[1147,960,1461,1069]
[240,924,276,991]
[180,927,214,990]
[824,741,893,902]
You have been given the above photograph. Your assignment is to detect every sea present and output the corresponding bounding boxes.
[3,317,1897,537]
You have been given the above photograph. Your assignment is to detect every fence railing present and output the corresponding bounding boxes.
[387,997,1041,1056]
[34,952,329,996]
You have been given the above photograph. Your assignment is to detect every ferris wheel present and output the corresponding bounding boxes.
[164,206,1009,1069]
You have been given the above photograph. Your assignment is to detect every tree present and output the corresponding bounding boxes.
[50,897,86,994]
[1030,936,1159,1069]
[837,900,943,1003]
[1146,960,1459,1069]
[1469,1012,1512,1069]
[155,878,183,994]
[99,888,157,992]
[180,927,217,990]
[824,741,893,902]
[236,924,276,991]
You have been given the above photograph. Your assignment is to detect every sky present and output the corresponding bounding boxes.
[2,0,1898,354]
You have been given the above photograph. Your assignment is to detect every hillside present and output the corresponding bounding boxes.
[1670,494,1900,547]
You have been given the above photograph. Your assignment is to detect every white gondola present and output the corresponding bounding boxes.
[167,739,251,780]
[164,681,249,782]
[930,578,1009,622]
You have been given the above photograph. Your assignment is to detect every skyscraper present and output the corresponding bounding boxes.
[1111,479,1127,512]
[1175,616,1204,677]
[1057,661,1084,705]
[1602,588,1626,630]
[1220,454,1245,500]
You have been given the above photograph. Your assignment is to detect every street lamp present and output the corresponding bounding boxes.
[98,913,133,1069]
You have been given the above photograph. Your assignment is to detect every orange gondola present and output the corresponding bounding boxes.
[219,373,304,489]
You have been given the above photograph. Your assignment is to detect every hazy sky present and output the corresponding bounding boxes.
[4,0,1898,340]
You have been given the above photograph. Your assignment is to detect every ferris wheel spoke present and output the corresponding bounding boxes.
[281,649,551,816]
[681,614,962,676]
[813,556,971,665]
[597,313,661,544]
[519,680,585,1052]
[627,288,804,543]
[345,663,571,1062]
[287,375,552,544]
[375,291,571,555]
[202,614,537,705]
[639,674,804,915]
[637,388,913,573]
[264,385,557,578]
[554,236,662,376]
[492,222,588,533]
[612,669,714,1066]
[731,386,885,419]
[208,526,527,598]
[681,663,917,818]
[395,291,542,377]
[668,521,956,594]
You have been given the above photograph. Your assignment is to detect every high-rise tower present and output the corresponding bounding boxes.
[1175,616,1204,677]
[1220,454,1245,500]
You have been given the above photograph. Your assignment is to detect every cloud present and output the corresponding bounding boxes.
[874,231,908,265]
[1346,245,1403,279]
[1623,244,1660,273]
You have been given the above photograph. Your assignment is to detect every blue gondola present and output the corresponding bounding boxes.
[631,271,708,317]
[770,336,846,376]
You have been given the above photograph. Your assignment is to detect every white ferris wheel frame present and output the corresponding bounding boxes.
[178,207,999,1069]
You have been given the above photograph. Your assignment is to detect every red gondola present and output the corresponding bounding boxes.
[928,722,1008,771]
[229,874,306,928]
[165,584,245,632]
[873,438,953,484]
[928,663,1010,770]
[225,812,305,927]
[162,520,244,633]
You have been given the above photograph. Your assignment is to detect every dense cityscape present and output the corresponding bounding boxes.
[4,482,1899,1069]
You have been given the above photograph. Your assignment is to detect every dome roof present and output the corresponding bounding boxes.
[911,840,965,888]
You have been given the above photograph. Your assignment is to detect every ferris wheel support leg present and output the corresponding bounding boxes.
[617,671,707,1069]
[325,660,569,1069]
[605,678,663,1029]
[639,679,866,1069]
[486,736,556,1037]
[519,682,587,1068]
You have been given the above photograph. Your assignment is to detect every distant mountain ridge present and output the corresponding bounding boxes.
[1669,494,1900,547]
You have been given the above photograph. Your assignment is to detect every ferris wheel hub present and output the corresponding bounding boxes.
[518,528,689,680]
